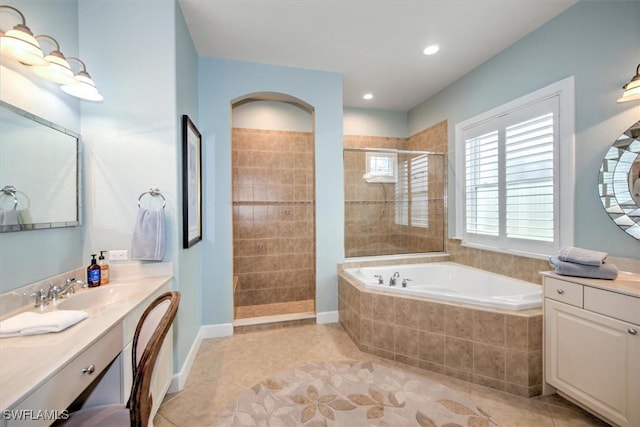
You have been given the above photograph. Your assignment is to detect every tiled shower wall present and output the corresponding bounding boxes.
[232,128,315,308]
[344,120,447,257]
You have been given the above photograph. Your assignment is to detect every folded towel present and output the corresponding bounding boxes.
[549,256,618,280]
[557,246,608,266]
[0,310,88,338]
[131,208,166,261]
[0,209,20,226]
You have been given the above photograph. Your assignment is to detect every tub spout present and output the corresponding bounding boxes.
[389,272,401,286]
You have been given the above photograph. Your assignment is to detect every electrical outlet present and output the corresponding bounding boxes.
[109,249,128,261]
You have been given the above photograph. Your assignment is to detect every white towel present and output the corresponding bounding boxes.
[0,208,20,226]
[0,310,88,338]
[130,208,166,261]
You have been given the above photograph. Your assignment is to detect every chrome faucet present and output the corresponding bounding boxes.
[402,278,411,288]
[48,278,83,301]
[389,272,401,286]
[373,274,384,285]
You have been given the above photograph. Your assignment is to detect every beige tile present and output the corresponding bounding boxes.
[395,325,419,357]
[506,314,528,351]
[395,298,420,327]
[360,292,372,319]
[528,350,543,386]
[528,315,543,351]
[444,305,473,339]
[473,310,505,346]
[418,300,444,333]
[372,294,395,323]
[445,336,473,372]
[473,343,505,380]
[373,321,395,352]
[505,349,528,386]
[419,331,445,365]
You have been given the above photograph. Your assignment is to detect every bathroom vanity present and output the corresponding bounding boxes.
[542,272,640,427]
[0,271,173,427]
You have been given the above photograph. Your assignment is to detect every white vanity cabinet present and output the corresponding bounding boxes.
[543,275,640,427]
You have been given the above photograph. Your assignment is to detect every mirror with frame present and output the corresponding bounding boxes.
[0,101,80,232]
[598,120,640,240]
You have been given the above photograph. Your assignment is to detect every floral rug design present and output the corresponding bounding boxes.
[213,361,496,427]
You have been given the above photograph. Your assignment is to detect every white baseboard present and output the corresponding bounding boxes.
[168,322,233,393]
[316,311,339,324]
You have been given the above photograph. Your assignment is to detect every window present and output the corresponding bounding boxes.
[395,154,429,228]
[364,152,396,183]
[455,77,575,257]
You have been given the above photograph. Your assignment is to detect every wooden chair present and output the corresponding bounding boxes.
[62,291,180,427]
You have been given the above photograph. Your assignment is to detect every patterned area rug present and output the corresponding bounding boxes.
[213,361,495,427]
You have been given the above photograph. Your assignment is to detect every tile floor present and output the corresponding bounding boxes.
[155,323,610,427]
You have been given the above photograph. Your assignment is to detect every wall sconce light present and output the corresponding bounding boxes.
[61,57,104,102]
[32,34,75,84]
[0,4,103,101]
[0,5,47,66]
[617,64,640,103]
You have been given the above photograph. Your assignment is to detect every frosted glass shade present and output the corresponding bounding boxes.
[617,77,640,103]
[33,51,75,84]
[61,71,104,102]
[0,25,47,66]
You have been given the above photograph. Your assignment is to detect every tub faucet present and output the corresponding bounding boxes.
[402,278,411,288]
[373,274,384,285]
[389,272,400,286]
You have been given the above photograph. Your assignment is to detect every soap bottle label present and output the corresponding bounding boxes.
[100,266,110,285]
[88,269,100,287]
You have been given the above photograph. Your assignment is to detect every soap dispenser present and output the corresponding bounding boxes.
[87,254,101,287]
[98,250,110,285]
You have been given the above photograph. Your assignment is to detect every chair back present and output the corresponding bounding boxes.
[127,291,180,427]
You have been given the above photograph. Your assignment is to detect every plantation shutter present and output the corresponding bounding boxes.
[463,95,559,253]
[410,154,429,228]
[395,160,408,225]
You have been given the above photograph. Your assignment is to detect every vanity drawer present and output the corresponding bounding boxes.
[584,287,640,326]
[544,277,583,307]
[8,324,123,427]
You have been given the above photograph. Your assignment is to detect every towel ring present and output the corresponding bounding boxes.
[1,185,18,210]
[138,188,166,209]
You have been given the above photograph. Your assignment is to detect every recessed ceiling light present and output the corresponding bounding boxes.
[423,44,440,55]
[363,93,373,100]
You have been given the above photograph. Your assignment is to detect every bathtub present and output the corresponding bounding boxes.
[343,262,542,310]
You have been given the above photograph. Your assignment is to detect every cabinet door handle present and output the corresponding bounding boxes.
[82,364,95,375]
[556,289,565,294]
[629,328,638,336]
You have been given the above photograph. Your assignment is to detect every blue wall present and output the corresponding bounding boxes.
[174,1,202,372]
[198,58,343,324]
[409,0,640,259]
[0,0,82,293]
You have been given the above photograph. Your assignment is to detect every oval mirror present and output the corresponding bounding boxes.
[598,120,640,240]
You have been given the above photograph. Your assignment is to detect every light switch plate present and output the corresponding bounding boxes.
[109,249,129,261]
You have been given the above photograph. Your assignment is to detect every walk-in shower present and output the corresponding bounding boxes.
[344,147,445,257]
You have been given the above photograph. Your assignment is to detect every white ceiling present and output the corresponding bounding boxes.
[179,0,578,112]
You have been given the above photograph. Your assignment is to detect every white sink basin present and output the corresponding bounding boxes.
[54,285,142,311]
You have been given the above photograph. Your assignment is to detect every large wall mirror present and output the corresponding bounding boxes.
[598,120,640,240]
[0,101,80,232]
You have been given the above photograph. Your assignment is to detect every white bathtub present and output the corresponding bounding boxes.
[343,262,542,310]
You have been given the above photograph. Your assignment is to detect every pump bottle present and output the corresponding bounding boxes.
[87,254,101,287]
[98,251,110,285]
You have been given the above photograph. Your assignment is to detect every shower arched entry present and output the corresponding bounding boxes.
[230,92,316,328]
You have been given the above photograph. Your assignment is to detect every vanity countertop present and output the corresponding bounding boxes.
[540,270,640,298]
[0,275,172,411]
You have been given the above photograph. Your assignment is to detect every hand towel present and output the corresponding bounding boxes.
[0,310,88,338]
[549,256,618,280]
[130,208,166,261]
[557,246,608,266]
[0,208,20,226]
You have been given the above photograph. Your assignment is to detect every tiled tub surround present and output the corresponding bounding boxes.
[344,120,447,258]
[338,269,543,398]
[232,128,315,308]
